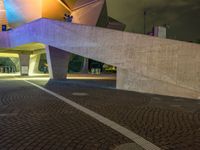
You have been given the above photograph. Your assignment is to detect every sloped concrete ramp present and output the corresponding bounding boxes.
[0,18,200,99]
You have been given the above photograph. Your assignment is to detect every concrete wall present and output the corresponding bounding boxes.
[0,32,10,47]
[117,68,200,99]
[71,0,105,25]
[0,18,200,99]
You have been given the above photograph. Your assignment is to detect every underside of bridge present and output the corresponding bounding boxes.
[0,43,45,75]
[0,0,200,99]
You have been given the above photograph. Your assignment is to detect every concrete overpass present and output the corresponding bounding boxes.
[0,43,45,75]
[0,18,200,99]
[0,0,125,76]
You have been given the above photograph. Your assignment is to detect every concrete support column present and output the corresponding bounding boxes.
[46,45,71,79]
[81,58,89,73]
[29,54,41,75]
[10,57,20,72]
[19,54,30,76]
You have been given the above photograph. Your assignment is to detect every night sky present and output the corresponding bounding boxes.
[107,0,200,42]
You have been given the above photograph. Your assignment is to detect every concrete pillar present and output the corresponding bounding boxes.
[19,54,30,76]
[81,58,89,73]
[29,54,41,75]
[46,45,71,79]
[10,57,20,72]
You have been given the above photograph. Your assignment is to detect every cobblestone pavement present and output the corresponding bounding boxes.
[0,80,133,150]
[31,79,200,150]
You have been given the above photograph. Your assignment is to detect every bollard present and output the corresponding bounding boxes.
[95,68,101,75]
[91,68,95,74]
[5,67,8,73]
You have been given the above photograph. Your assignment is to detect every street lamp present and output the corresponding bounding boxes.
[144,10,147,34]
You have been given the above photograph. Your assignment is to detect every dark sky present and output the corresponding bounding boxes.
[107,0,200,42]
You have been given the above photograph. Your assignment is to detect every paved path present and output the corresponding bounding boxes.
[0,79,132,150]
[1,78,200,150]
[31,79,200,150]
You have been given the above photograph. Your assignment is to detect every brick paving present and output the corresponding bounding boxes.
[0,80,132,150]
[31,79,200,150]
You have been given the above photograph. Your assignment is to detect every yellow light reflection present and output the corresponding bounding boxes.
[57,0,72,13]
[0,53,18,58]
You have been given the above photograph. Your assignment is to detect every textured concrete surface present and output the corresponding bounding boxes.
[29,54,41,74]
[70,0,105,25]
[30,79,200,150]
[0,18,200,98]
[0,79,133,150]
[117,68,200,100]
[46,46,71,79]
[19,54,30,76]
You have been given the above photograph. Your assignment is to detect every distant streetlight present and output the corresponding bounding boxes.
[144,10,147,34]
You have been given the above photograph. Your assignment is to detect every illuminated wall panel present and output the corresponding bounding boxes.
[4,0,42,27]
[3,0,105,27]
[42,0,71,21]
[0,0,8,30]
[71,0,105,25]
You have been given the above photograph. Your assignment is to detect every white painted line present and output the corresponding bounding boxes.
[0,113,18,117]
[24,80,161,150]
[72,92,89,96]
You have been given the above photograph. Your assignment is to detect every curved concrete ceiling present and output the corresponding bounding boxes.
[2,0,105,27]
[3,0,42,27]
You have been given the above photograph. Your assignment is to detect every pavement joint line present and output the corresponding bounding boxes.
[0,113,18,117]
[23,80,161,150]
